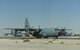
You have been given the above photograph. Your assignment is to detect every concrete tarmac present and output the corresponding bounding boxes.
[0,39,80,50]
[0,43,80,50]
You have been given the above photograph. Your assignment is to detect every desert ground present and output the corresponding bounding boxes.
[0,38,80,50]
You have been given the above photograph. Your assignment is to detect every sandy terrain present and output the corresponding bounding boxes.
[0,39,80,50]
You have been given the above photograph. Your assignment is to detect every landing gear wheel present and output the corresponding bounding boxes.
[36,37,41,38]
[44,37,48,38]
[55,36,58,38]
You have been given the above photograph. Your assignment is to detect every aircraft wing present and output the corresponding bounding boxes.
[4,28,26,31]
[5,28,42,31]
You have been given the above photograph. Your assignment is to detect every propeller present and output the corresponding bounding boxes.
[57,27,71,36]
[11,30,14,35]
[35,25,41,32]
[30,26,34,30]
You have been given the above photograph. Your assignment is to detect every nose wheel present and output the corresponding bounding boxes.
[55,36,58,38]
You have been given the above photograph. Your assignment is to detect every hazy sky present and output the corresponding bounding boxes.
[0,0,80,35]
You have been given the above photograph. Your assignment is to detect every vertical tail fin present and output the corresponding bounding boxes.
[25,17,30,31]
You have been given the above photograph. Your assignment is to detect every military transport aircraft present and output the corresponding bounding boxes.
[5,17,71,38]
